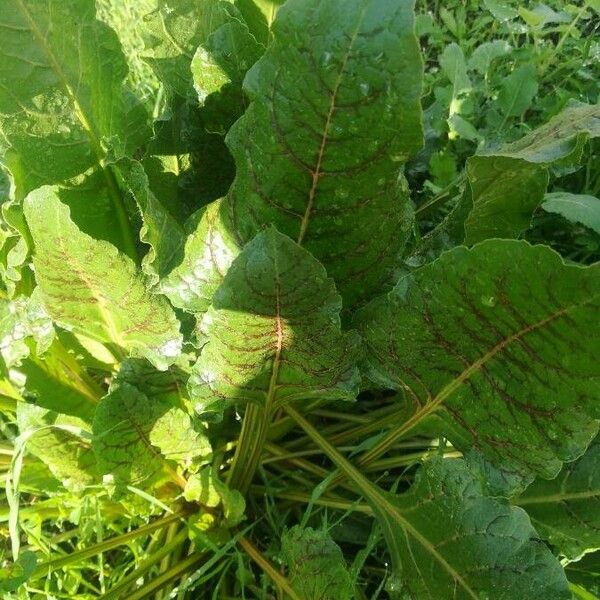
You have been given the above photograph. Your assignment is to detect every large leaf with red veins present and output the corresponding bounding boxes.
[24,188,182,371]
[223,0,423,309]
[189,227,360,417]
[356,240,600,479]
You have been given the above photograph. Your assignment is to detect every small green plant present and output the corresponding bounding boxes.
[0,0,599,598]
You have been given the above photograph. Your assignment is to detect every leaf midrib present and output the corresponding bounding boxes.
[296,5,367,245]
[359,292,598,467]
[516,489,600,506]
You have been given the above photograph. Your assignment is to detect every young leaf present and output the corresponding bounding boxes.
[189,227,360,416]
[160,199,239,314]
[542,192,600,235]
[184,466,245,526]
[464,101,600,244]
[281,526,353,600]
[357,240,600,479]
[516,440,600,559]
[225,0,423,307]
[468,40,511,74]
[24,188,182,370]
[440,43,471,97]
[496,64,538,118]
[0,551,37,593]
[0,0,149,196]
[93,382,210,486]
[235,0,282,46]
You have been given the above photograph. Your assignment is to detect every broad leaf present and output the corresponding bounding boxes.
[357,240,600,479]
[0,0,149,196]
[468,40,511,74]
[516,440,600,559]
[235,0,282,46]
[224,0,423,307]
[289,408,570,600]
[0,292,53,369]
[17,403,96,492]
[440,43,471,97]
[184,465,245,525]
[281,526,353,600]
[542,192,600,235]
[140,0,252,99]
[496,64,538,118]
[113,158,186,285]
[191,9,264,131]
[189,227,360,416]
[376,458,570,599]
[11,337,101,422]
[464,101,600,244]
[24,188,182,370]
[160,199,238,313]
[93,381,210,486]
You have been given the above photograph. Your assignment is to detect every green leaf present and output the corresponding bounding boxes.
[566,551,600,597]
[440,43,471,97]
[0,292,53,369]
[357,240,600,479]
[189,227,360,416]
[113,158,186,286]
[0,0,149,196]
[160,199,239,314]
[542,192,600,235]
[8,331,102,422]
[224,0,423,307]
[377,458,570,599]
[516,440,600,559]
[93,381,210,486]
[191,11,263,123]
[185,465,245,525]
[234,0,282,45]
[483,0,519,22]
[281,526,353,600]
[465,155,549,245]
[24,187,182,370]
[96,0,160,103]
[17,403,97,492]
[468,40,511,74]
[289,408,571,600]
[497,64,538,118]
[141,0,249,99]
[0,550,37,593]
[464,101,600,244]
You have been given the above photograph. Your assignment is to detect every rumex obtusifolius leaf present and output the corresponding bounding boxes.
[222,0,423,308]
[541,192,600,236]
[516,439,600,559]
[92,380,211,487]
[23,188,183,371]
[281,526,353,600]
[160,199,239,314]
[357,239,600,479]
[0,0,150,196]
[189,227,360,417]
[16,403,96,492]
[375,458,571,599]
